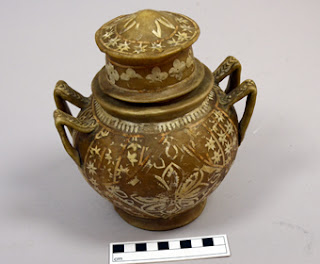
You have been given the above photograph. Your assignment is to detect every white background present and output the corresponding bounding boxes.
[1,0,319,263]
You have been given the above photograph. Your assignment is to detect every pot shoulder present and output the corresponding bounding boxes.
[71,90,239,218]
[73,84,238,166]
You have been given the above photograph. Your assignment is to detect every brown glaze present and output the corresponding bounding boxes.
[53,10,257,230]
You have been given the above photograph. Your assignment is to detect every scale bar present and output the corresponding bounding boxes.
[110,234,230,264]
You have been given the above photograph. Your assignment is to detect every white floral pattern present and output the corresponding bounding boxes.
[117,41,130,52]
[169,59,186,80]
[181,24,194,33]
[105,62,119,84]
[175,17,189,24]
[127,151,138,166]
[225,122,234,135]
[102,28,114,39]
[105,149,113,165]
[98,12,198,55]
[133,43,148,54]
[151,42,165,52]
[132,167,208,218]
[186,51,194,68]
[105,49,194,84]
[205,137,216,151]
[107,36,120,47]
[167,38,179,46]
[120,68,143,81]
[87,161,97,175]
[214,110,225,122]
[83,97,239,220]
[212,151,222,164]
[90,145,101,156]
[146,67,168,83]
[175,32,190,42]
[218,131,228,145]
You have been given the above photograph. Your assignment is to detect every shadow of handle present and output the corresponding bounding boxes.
[53,81,97,166]
[213,57,257,145]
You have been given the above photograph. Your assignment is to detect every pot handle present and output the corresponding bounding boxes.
[213,56,257,145]
[53,81,97,166]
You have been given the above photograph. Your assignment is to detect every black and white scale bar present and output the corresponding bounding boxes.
[110,234,230,264]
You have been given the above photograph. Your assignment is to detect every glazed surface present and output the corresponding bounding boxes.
[53,9,257,230]
[73,86,238,219]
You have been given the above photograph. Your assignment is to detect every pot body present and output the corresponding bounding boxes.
[54,56,256,230]
[77,87,237,219]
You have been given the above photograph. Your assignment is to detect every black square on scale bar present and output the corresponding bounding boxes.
[180,240,192,248]
[158,241,169,250]
[113,244,124,253]
[202,238,214,247]
[136,243,147,252]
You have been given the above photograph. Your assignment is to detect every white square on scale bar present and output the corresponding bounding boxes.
[191,239,203,248]
[214,237,225,246]
[124,243,135,252]
[147,242,158,251]
[169,240,180,249]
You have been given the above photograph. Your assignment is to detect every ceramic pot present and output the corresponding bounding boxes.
[53,9,257,230]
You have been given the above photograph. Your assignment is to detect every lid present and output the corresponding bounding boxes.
[94,10,203,103]
[95,9,200,63]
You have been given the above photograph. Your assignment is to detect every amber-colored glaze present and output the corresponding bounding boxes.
[53,9,257,230]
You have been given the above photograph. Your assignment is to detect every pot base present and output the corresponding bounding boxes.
[114,199,207,231]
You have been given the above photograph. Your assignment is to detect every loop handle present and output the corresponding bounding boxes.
[213,57,257,145]
[53,81,96,166]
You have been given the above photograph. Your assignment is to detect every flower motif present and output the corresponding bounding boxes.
[87,161,97,175]
[186,52,194,68]
[127,151,138,166]
[133,43,148,54]
[104,149,113,165]
[181,24,194,33]
[90,145,101,156]
[107,36,120,47]
[211,123,219,133]
[120,68,143,81]
[127,142,142,151]
[117,165,129,175]
[225,122,234,135]
[117,41,130,52]
[205,137,216,151]
[225,142,232,155]
[105,62,119,84]
[176,17,189,24]
[175,31,190,42]
[217,131,228,145]
[89,178,99,186]
[146,67,168,83]
[102,28,114,39]
[169,59,186,80]
[167,38,179,46]
[151,42,165,52]
[212,151,222,164]
[214,110,225,122]
[131,167,207,218]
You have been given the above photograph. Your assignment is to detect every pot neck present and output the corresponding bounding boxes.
[91,60,215,124]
